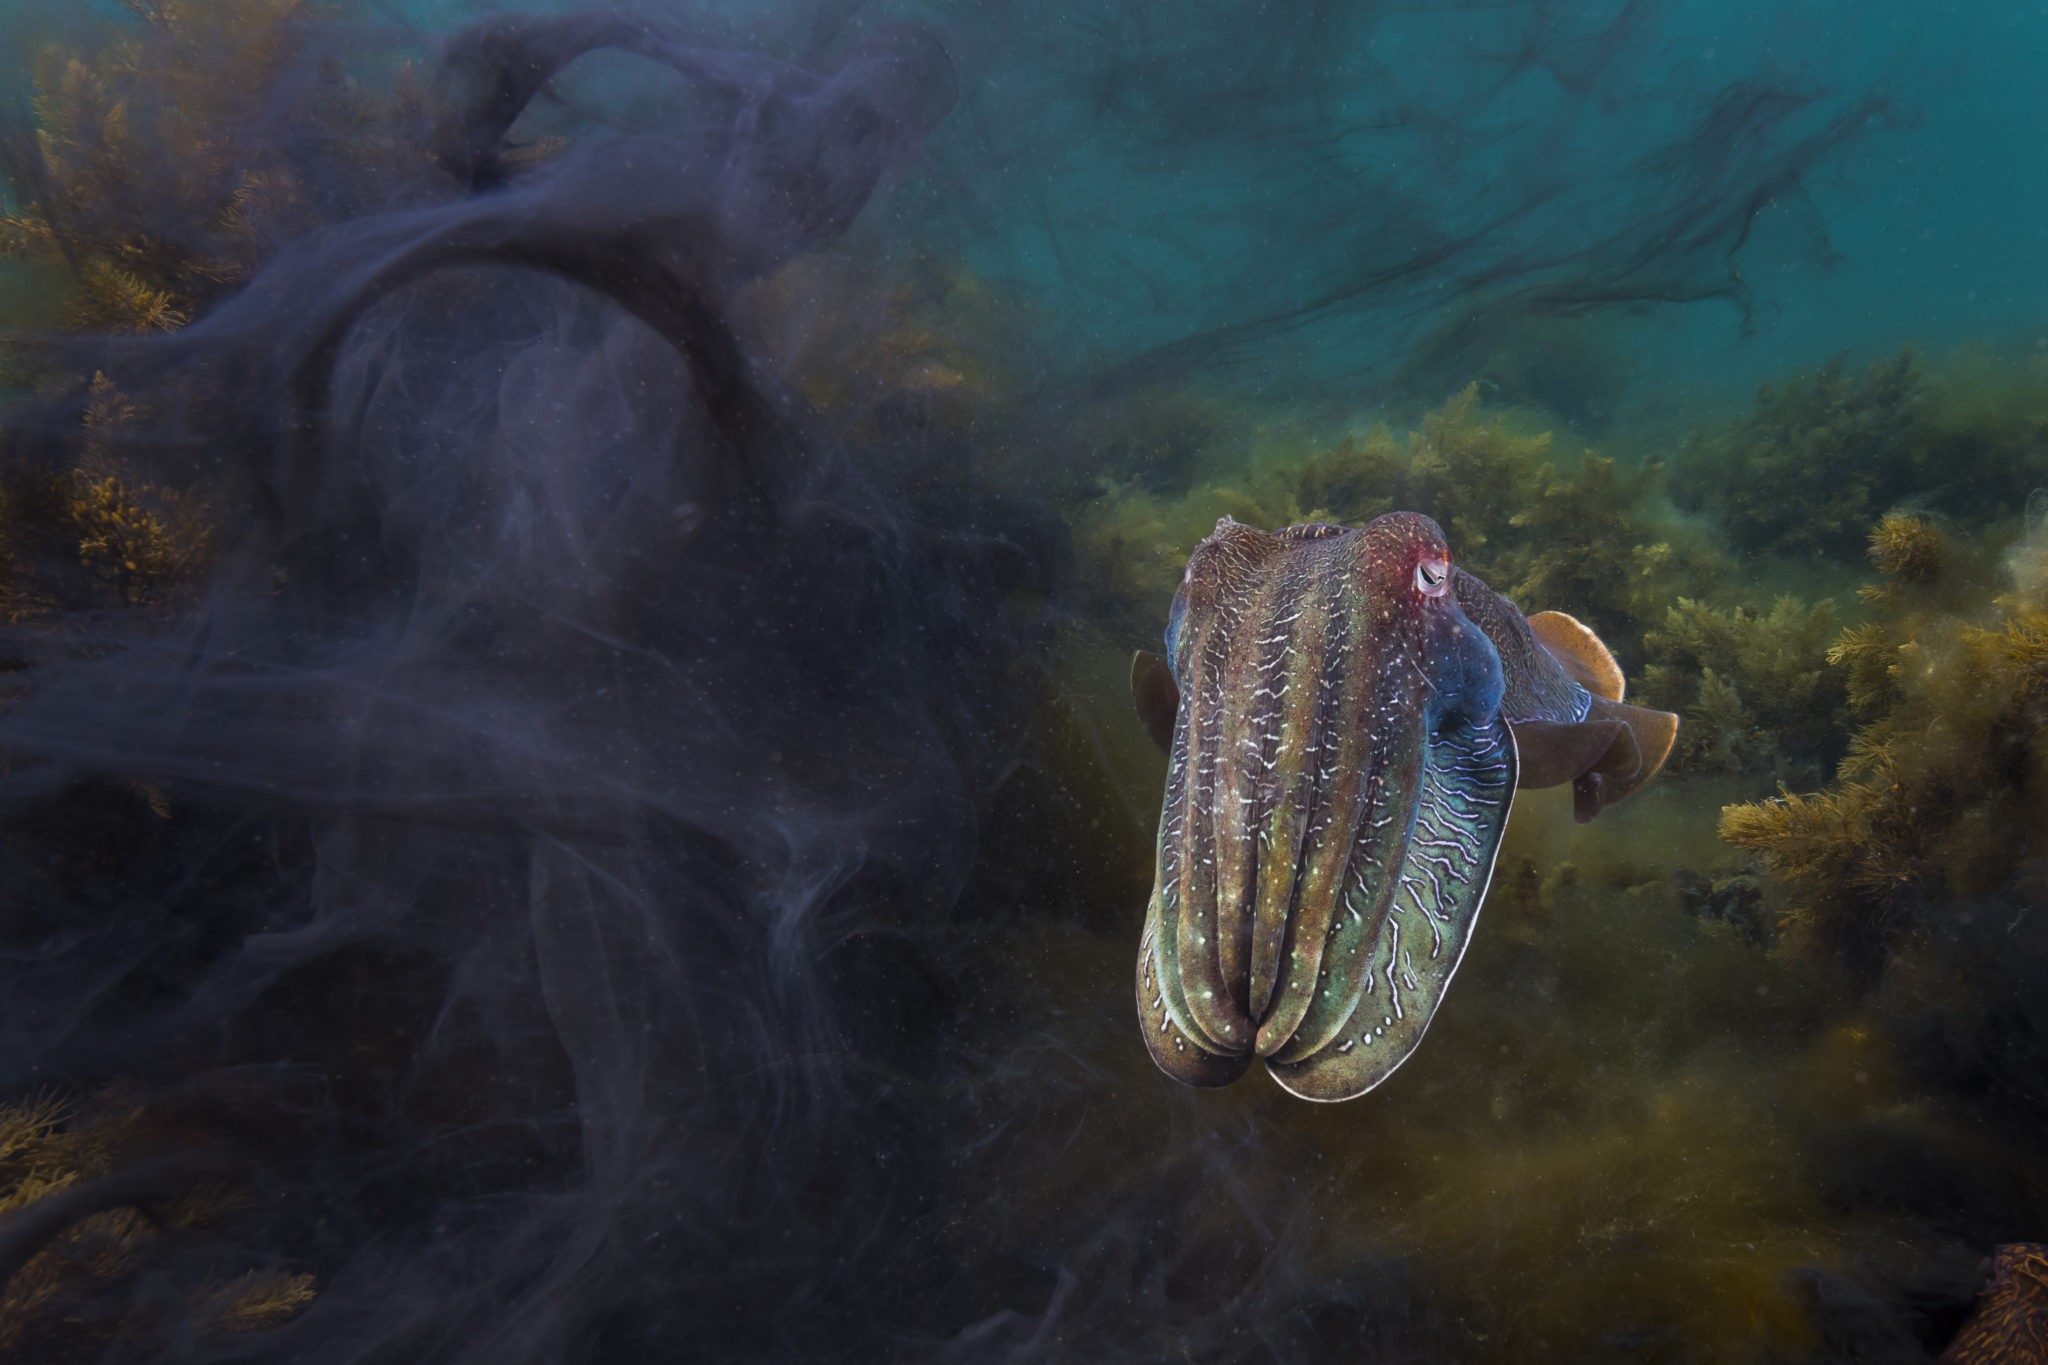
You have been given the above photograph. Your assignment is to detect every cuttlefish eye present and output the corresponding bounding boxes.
[1414,557,1450,596]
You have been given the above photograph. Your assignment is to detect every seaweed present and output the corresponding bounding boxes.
[0,1,420,632]
[1403,313,1634,433]
[1938,1243,2048,1365]
[1865,510,1946,585]
[63,467,211,607]
[1676,348,2048,567]
[1639,594,1847,782]
[0,479,23,628]
[0,374,213,621]
[749,256,1044,466]
[1719,512,2048,969]
[0,0,429,356]
[1678,349,1925,562]
[1075,384,1711,644]
[0,1093,314,1359]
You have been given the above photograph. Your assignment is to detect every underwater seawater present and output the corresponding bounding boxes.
[0,0,2046,1361]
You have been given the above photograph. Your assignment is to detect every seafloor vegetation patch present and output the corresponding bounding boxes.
[0,0,428,354]
[1,0,421,632]
[1673,347,2048,564]
[0,1093,314,1357]
[1637,594,1848,785]
[1074,383,1719,651]
[1721,511,2048,972]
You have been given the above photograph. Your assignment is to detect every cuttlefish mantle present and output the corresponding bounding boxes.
[1129,512,1676,1101]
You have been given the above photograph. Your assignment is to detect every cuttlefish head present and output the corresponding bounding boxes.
[1129,511,1677,1099]
[1157,512,1503,730]
[1377,512,1507,733]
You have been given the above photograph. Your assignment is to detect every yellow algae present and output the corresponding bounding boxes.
[0,0,428,344]
[0,1094,315,1358]
[1721,510,2048,966]
[1866,512,1947,585]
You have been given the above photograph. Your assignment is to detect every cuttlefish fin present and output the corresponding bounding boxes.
[1130,650,1180,753]
[1528,610,1626,702]
[1507,698,1678,823]
[1507,717,1625,790]
[1569,696,1679,823]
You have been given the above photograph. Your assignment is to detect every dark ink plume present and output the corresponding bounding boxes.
[0,12,1060,1360]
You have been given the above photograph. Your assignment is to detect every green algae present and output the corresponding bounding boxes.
[1639,595,1848,784]
[1674,347,2048,566]
[1721,511,2048,970]
[1075,383,1717,648]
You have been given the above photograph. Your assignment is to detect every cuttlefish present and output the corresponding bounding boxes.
[1130,512,1677,1101]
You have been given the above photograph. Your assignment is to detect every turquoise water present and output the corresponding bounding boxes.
[0,2,2045,1361]
[897,0,2048,411]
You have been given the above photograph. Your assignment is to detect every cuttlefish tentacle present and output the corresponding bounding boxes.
[1131,513,1677,1100]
